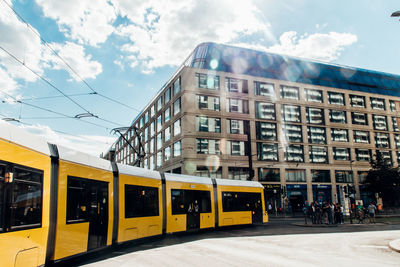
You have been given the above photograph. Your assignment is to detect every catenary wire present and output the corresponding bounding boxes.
[1,0,140,112]
[0,46,124,127]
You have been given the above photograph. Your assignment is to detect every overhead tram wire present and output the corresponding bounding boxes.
[19,93,96,102]
[0,114,113,147]
[0,90,113,130]
[2,0,140,113]
[0,45,124,128]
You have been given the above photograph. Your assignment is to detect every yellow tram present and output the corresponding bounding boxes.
[0,121,268,266]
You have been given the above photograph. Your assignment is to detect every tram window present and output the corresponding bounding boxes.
[125,184,159,218]
[222,192,261,212]
[197,191,211,213]
[171,189,211,214]
[171,189,185,214]
[67,177,89,223]
[10,168,42,229]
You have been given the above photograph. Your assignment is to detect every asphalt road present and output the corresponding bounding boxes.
[56,219,400,267]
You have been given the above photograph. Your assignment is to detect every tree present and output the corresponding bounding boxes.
[365,152,400,207]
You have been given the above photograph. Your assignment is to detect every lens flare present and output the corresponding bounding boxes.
[210,59,219,69]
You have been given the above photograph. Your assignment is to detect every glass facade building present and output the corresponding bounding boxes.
[108,42,400,210]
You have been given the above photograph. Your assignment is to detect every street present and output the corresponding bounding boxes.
[61,219,400,267]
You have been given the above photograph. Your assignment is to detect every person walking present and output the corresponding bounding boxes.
[367,202,377,224]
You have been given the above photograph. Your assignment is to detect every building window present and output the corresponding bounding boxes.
[395,134,400,149]
[351,112,368,125]
[173,119,181,136]
[164,146,171,161]
[375,132,390,148]
[286,169,306,182]
[227,141,246,156]
[331,128,349,142]
[156,151,162,168]
[226,77,248,93]
[227,99,249,113]
[164,107,171,123]
[350,94,366,108]
[306,89,323,103]
[164,126,171,142]
[173,98,181,116]
[156,115,162,132]
[329,109,347,124]
[358,171,368,184]
[370,97,385,110]
[306,107,324,124]
[377,150,392,165]
[228,119,244,134]
[390,100,397,112]
[353,130,370,144]
[165,87,171,103]
[173,77,181,96]
[282,124,302,143]
[309,146,328,164]
[228,167,249,181]
[150,105,155,119]
[280,86,299,100]
[355,148,371,162]
[254,82,275,98]
[335,170,353,183]
[373,115,387,131]
[196,73,220,90]
[258,168,280,182]
[308,126,326,144]
[196,166,222,178]
[149,138,154,154]
[282,105,301,123]
[255,102,276,120]
[196,116,221,133]
[197,95,220,111]
[284,145,304,162]
[157,96,163,112]
[257,143,278,161]
[333,147,351,161]
[397,152,400,163]
[196,139,221,154]
[256,122,277,141]
[328,92,345,105]
[156,133,162,151]
[144,112,149,124]
[392,117,400,132]
[311,170,331,183]
[150,121,155,137]
[173,141,181,157]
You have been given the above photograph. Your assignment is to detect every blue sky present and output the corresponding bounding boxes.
[0,0,399,155]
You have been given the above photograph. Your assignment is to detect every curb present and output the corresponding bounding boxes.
[292,223,338,228]
[388,239,400,253]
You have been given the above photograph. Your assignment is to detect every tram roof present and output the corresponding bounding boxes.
[0,120,50,156]
[117,163,161,180]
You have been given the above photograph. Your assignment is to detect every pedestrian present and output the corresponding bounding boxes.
[367,202,377,224]
[302,204,308,224]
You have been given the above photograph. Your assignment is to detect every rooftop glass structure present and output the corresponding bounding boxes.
[189,42,400,97]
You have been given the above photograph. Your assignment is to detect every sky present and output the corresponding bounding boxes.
[0,0,399,156]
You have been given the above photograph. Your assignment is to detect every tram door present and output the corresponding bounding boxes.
[87,180,108,250]
[186,191,200,230]
[250,193,263,224]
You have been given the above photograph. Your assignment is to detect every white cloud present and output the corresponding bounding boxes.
[21,123,115,156]
[266,31,358,62]
[0,1,44,89]
[115,0,272,73]
[0,67,18,94]
[43,42,103,81]
[35,0,117,46]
